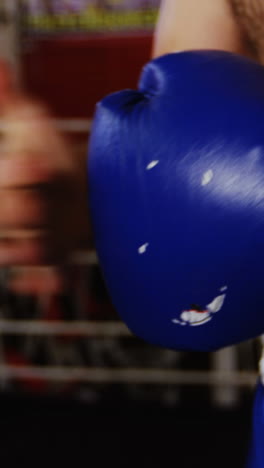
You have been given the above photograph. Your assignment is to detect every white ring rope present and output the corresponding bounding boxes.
[0,366,256,386]
[0,319,257,387]
[0,319,131,336]
[70,250,99,264]
[52,119,92,133]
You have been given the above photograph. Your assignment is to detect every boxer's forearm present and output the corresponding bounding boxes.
[152,0,254,59]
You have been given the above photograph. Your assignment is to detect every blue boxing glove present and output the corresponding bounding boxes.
[88,50,264,352]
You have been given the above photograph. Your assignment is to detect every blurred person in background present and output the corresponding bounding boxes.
[0,0,263,295]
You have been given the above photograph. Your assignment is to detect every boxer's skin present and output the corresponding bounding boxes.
[0,0,257,295]
[153,0,255,59]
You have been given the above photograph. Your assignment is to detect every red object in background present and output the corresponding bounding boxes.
[5,350,48,392]
[21,34,153,119]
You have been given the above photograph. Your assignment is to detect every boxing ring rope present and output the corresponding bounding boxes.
[0,317,258,389]
[0,366,257,386]
[0,319,130,336]
[52,119,93,133]
[70,249,98,264]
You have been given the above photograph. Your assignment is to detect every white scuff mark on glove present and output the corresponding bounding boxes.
[172,318,187,326]
[201,169,214,186]
[146,160,159,170]
[206,294,226,313]
[180,310,212,326]
[172,286,227,327]
[138,243,149,254]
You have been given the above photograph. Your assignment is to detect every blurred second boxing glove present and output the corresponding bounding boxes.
[89,50,264,352]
